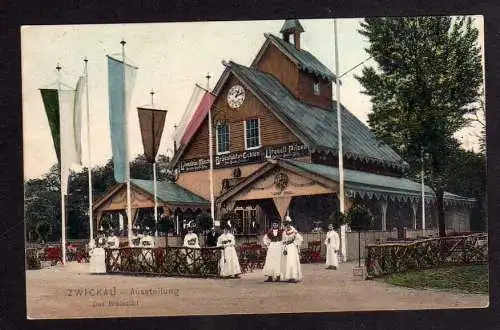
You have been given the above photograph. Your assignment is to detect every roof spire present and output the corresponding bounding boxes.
[280,19,304,50]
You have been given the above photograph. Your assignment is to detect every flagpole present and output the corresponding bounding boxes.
[56,63,67,265]
[334,19,347,263]
[151,89,158,237]
[206,73,215,227]
[122,39,133,246]
[421,148,426,233]
[84,57,94,241]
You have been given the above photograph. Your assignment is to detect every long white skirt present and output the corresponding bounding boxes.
[325,245,339,267]
[281,244,302,281]
[89,248,106,274]
[219,246,241,277]
[263,242,283,278]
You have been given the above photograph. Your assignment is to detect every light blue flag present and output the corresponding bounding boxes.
[107,55,137,183]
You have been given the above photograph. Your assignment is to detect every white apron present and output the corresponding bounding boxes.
[217,233,241,277]
[280,227,303,281]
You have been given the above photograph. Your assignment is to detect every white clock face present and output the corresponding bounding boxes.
[227,85,245,109]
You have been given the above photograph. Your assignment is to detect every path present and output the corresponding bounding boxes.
[26,261,488,319]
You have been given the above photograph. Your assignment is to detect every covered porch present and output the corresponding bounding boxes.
[92,179,210,238]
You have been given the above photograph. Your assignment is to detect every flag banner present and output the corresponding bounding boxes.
[107,55,138,182]
[137,107,167,163]
[40,89,61,164]
[72,76,84,165]
[173,85,215,148]
[173,84,215,148]
[41,81,83,194]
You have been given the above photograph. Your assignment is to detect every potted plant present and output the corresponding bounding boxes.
[346,204,374,279]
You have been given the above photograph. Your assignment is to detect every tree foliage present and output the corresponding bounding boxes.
[356,17,483,236]
[24,154,173,242]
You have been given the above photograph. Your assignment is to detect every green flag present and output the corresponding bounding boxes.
[40,89,61,164]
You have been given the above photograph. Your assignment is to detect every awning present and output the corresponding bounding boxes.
[282,159,476,207]
[216,158,476,209]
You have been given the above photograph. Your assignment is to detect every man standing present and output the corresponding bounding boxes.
[217,223,241,278]
[205,227,218,247]
[325,223,340,270]
[281,215,303,283]
[262,220,283,282]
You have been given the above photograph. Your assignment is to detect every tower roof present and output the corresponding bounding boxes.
[280,19,305,34]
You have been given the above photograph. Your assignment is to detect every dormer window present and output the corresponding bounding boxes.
[313,81,320,95]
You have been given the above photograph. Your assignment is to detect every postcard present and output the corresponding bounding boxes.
[22,16,488,319]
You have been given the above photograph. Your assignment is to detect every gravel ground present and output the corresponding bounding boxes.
[26,261,488,319]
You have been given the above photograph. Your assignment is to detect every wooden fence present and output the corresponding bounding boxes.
[365,233,488,278]
[105,247,223,278]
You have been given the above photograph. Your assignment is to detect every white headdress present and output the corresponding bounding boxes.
[284,215,292,223]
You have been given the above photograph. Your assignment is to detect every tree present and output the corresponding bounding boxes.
[346,204,374,267]
[24,153,173,242]
[356,17,483,237]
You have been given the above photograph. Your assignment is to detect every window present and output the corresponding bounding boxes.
[313,81,320,95]
[244,118,261,150]
[216,123,230,154]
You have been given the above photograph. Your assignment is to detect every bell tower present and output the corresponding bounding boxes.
[280,19,305,50]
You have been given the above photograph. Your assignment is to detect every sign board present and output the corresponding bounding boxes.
[178,142,309,173]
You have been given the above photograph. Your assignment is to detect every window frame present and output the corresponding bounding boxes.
[215,122,230,155]
[243,118,261,150]
[313,80,320,95]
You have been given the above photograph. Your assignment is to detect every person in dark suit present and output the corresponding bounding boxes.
[205,227,218,247]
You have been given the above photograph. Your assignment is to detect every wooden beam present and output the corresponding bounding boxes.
[273,196,292,220]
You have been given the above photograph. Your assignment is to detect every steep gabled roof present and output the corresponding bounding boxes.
[172,60,405,171]
[251,33,337,82]
[228,62,405,170]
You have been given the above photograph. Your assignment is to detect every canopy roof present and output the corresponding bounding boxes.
[217,158,476,208]
[131,179,209,206]
[93,179,209,213]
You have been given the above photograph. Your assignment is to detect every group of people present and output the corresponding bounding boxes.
[262,219,341,283]
[87,226,156,274]
[87,217,341,280]
[182,221,242,278]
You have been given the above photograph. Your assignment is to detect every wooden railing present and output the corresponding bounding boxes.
[365,233,488,278]
[104,247,223,278]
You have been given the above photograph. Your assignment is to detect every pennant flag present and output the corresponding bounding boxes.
[40,77,84,194]
[107,55,138,182]
[173,84,215,148]
[137,107,167,163]
[40,89,61,164]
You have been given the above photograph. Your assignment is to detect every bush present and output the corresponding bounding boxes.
[36,221,51,243]
[328,210,349,230]
[26,249,41,270]
[347,204,374,232]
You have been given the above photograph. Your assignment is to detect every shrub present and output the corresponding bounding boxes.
[26,249,41,270]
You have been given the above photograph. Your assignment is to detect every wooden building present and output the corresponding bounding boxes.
[167,19,475,235]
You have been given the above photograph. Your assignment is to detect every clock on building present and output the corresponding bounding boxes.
[227,85,245,109]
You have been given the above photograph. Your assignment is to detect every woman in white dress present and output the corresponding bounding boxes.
[217,224,241,278]
[262,220,283,282]
[280,216,303,283]
[89,228,106,274]
[183,222,200,266]
[325,223,340,270]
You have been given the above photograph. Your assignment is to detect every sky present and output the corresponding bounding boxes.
[21,17,484,180]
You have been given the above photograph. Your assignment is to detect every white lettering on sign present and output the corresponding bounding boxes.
[178,143,309,173]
